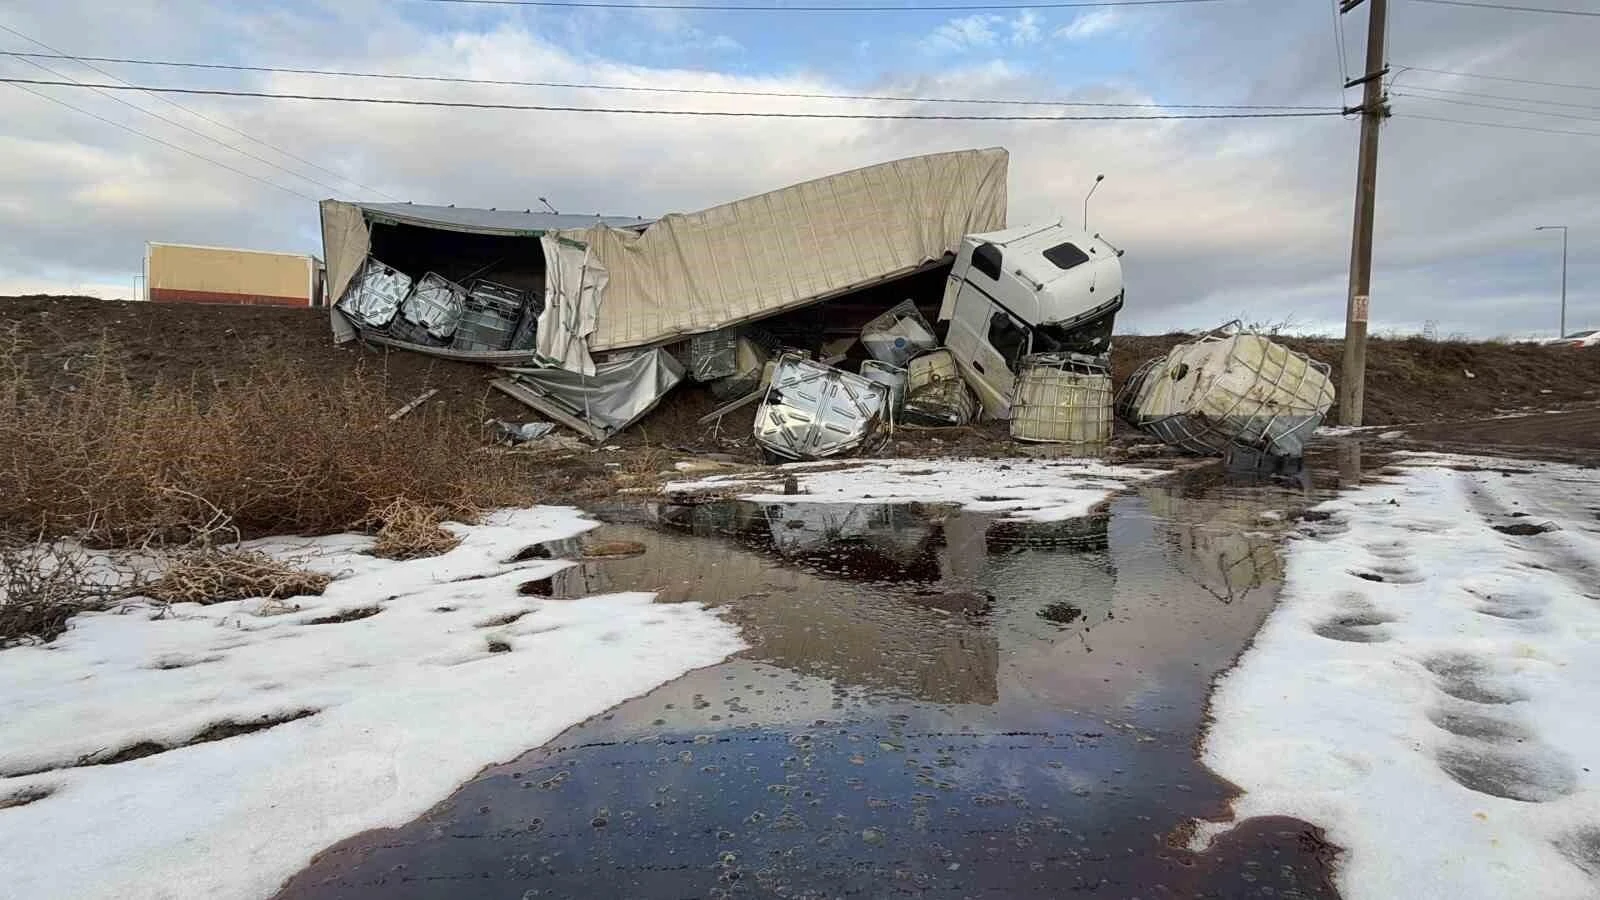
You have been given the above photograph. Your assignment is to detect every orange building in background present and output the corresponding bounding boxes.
[145,242,324,307]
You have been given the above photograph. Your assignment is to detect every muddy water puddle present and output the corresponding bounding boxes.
[279,454,1374,899]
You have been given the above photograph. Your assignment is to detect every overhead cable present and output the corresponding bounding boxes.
[1403,113,1600,136]
[0,78,1348,120]
[1408,0,1600,16]
[1393,91,1600,122]
[1395,64,1600,93]
[0,24,392,199]
[1396,83,1600,111]
[0,51,1329,111]
[4,82,316,199]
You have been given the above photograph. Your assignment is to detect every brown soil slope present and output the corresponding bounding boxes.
[6,296,1599,436]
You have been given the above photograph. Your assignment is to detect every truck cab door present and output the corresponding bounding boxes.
[943,279,1031,418]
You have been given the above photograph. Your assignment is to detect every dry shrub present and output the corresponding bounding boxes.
[364,498,466,560]
[0,335,533,546]
[142,550,332,606]
[0,541,138,646]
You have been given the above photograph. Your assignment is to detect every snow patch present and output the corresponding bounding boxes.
[0,507,746,900]
[664,457,1166,522]
[1200,456,1600,900]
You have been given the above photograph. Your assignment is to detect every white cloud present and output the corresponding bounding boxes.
[1009,10,1042,46]
[920,14,1000,54]
[1055,9,1121,40]
[921,10,1042,54]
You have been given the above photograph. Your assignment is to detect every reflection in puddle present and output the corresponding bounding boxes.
[278,465,1351,900]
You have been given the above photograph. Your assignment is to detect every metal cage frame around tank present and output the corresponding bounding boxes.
[1008,352,1114,445]
[1114,326,1334,457]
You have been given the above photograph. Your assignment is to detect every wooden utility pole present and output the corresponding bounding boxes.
[1338,0,1389,426]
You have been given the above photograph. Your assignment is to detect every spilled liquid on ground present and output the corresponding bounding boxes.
[278,452,1372,899]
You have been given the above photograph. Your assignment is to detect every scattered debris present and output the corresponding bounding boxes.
[753,353,889,462]
[388,388,440,423]
[494,349,686,442]
[491,420,557,445]
[1116,324,1334,459]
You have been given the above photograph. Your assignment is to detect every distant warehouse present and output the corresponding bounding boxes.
[145,242,325,307]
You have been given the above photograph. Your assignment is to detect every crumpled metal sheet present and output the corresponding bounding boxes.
[337,258,411,329]
[492,420,557,444]
[754,353,888,461]
[499,347,686,441]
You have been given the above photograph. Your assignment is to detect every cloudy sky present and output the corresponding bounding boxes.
[0,0,1594,337]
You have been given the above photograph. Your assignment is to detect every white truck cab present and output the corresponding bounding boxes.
[937,221,1124,418]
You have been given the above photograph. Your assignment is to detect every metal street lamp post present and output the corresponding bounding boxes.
[1535,225,1568,338]
[1083,174,1104,232]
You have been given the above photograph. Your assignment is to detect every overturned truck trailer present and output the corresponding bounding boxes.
[537,148,1010,374]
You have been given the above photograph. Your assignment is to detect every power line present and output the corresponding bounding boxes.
[1408,0,1600,16]
[0,25,394,200]
[4,82,316,199]
[0,51,1331,111]
[1403,112,1600,136]
[0,77,1349,120]
[1396,64,1600,93]
[3,56,337,199]
[1393,91,1600,122]
[1330,0,1351,87]
[1397,83,1600,111]
[413,0,1220,9]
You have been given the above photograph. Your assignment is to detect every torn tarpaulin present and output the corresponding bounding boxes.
[495,348,685,442]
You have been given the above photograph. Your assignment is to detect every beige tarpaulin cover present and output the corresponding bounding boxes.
[320,201,370,343]
[542,148,1009,373]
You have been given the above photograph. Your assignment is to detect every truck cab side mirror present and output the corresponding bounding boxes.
[972,243,1003,281]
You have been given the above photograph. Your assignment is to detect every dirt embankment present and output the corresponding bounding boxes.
[5,296,1599,458]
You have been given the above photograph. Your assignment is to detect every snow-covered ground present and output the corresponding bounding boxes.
[0,507,746,900]
[1201,454,1600,899]
[664,457,1168,522]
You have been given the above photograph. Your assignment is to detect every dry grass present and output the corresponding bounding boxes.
[0,334,533,547]
[0,541,141,646]
[364,498,465,560]
[142,550,332,607]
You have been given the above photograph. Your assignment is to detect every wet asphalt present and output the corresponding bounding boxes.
[277,448,1375,899]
